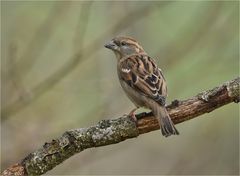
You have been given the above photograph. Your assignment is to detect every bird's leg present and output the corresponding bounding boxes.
[128,107,139,122]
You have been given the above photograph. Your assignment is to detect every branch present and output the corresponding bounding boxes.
[2,77,239,175]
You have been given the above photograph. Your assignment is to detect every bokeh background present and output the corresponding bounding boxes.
[1,1,239,175]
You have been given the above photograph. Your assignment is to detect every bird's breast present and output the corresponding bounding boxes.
[118,76,146,108]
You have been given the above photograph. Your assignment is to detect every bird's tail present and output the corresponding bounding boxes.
[153,104,179,137]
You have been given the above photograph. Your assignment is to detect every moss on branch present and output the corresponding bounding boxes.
[2,77,239,175]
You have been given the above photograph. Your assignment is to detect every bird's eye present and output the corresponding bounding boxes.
[121,42,127,46]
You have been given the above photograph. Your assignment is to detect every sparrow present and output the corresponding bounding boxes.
[104,36,179,137]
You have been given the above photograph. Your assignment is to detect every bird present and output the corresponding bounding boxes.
[104,36,179,137]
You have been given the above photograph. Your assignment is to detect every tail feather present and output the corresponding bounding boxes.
[153,105,179,137]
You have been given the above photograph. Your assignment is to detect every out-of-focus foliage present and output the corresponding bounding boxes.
[1,1,239,175]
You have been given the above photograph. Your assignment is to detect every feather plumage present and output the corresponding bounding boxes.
[105,36,179,137]
[118,54,167,106]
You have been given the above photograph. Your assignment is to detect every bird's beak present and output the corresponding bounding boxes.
[104,40,118,50]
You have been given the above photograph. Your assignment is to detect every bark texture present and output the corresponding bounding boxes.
[2,77,239,175]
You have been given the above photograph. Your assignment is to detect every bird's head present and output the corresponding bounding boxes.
[104,36,145,59]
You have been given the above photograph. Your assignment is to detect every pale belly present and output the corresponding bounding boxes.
[119,78,147,108]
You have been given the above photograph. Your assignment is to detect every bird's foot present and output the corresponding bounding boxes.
[127,107,139,122]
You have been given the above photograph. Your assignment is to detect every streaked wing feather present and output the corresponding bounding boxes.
[119,54,167,106]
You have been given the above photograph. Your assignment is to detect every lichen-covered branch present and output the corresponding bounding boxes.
[2,77,239,175]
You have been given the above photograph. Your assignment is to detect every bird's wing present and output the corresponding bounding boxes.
[118,54,167,106]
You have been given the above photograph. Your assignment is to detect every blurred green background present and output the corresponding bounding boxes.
[1,1,239,175]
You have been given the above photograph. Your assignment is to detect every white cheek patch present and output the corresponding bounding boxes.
[122,68,131,73]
